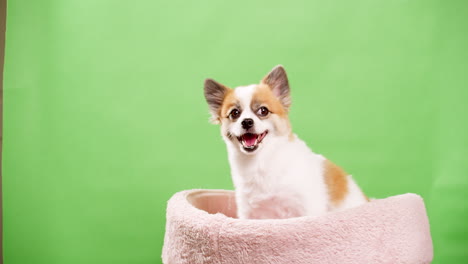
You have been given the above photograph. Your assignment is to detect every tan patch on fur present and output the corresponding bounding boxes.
[219,89,236,120]
[252,84,292,137]
[252,84,288,118]
[324,159,349,206]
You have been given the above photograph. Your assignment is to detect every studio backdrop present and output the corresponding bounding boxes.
[3,1,468,263]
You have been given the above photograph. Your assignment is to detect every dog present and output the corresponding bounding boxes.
[204,65,368,219]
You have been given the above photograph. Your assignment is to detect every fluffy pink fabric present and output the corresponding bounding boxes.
[162,190,433,264]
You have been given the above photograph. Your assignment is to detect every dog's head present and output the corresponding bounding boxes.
[204,65,292,155]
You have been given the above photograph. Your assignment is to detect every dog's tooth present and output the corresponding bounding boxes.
[242,140,247,148]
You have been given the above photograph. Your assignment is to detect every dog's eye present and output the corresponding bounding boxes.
[229,109,241,119]
[257,106,270,117]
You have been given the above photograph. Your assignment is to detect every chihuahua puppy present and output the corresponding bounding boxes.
[204,65,368,219]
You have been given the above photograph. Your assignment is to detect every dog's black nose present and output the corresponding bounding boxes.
[241,118,254,129]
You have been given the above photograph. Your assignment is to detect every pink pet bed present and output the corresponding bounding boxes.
[162,190,433,264]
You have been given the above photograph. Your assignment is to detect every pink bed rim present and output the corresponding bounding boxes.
[162,189,433,264]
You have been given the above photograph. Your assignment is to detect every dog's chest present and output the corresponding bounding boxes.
[230,138,322,190]
[227,138,330,218]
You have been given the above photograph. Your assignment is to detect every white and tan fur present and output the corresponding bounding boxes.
[204,65,368,219]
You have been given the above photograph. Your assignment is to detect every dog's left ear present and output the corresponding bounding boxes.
[204,78,230,124]
[261,65,291,109]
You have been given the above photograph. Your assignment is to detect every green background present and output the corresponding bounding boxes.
[3,0,467,263]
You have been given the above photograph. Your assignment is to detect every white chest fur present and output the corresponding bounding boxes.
[226,135,330,219]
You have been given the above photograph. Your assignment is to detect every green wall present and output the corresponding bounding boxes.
[3,0,467,263]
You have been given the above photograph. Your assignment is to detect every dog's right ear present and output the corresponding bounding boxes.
[261,65,291,110]
[204,78,230,124]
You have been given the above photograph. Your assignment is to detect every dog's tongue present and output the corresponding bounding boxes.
[242,133,257,147]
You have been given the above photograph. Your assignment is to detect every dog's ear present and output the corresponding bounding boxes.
[204,78,230,124]
[261,65,291,109]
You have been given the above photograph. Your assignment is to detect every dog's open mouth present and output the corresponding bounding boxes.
[237,131,268,152]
